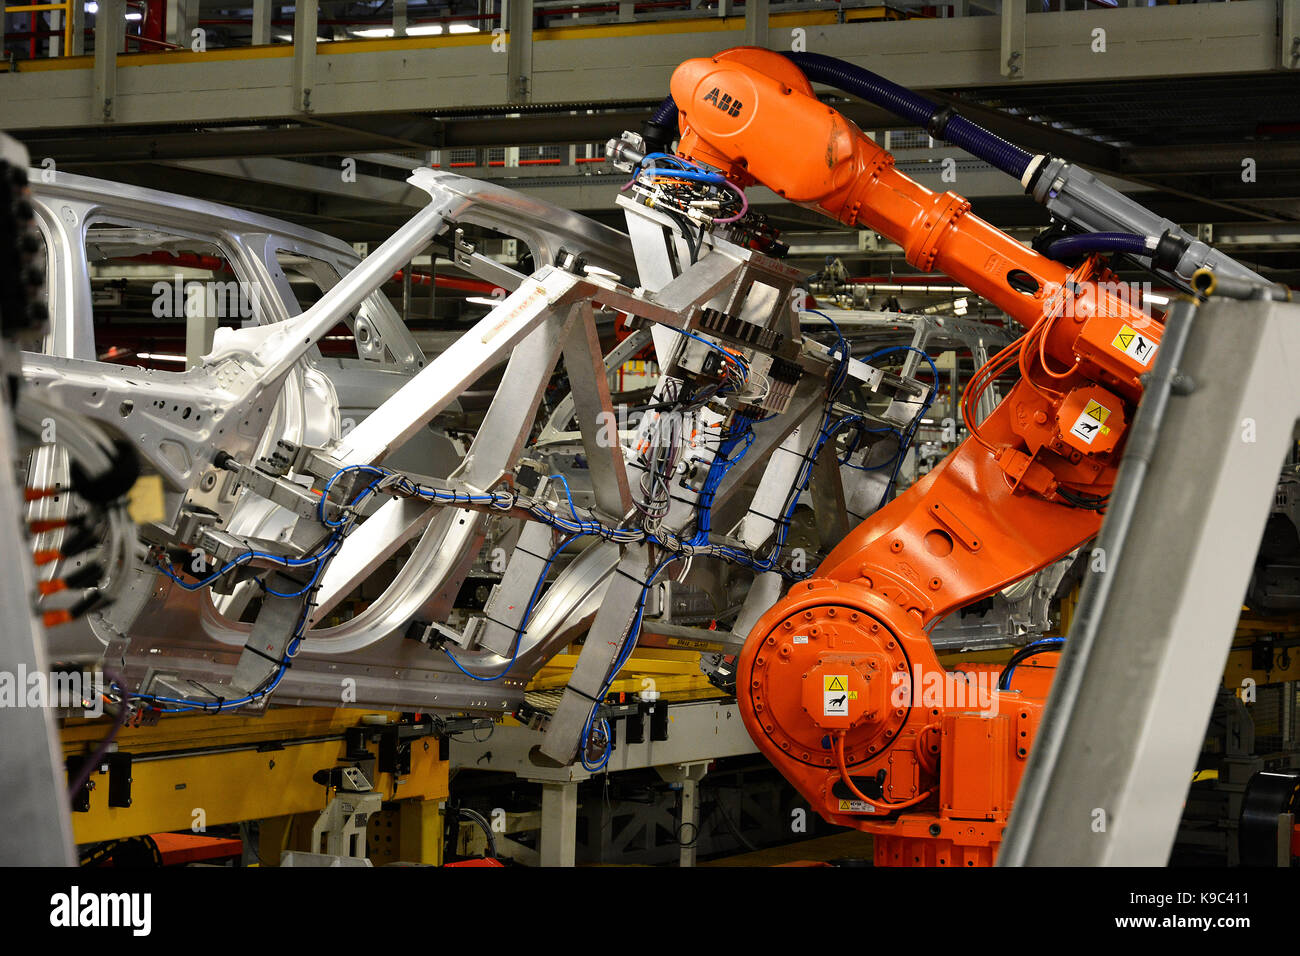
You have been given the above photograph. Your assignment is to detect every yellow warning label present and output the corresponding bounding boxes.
[1083,399,1111,424]
[824,675,847,692]
[838,799,876,813]
[1111,324,1158,366]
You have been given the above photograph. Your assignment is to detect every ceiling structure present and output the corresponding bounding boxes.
[5,2,1296,302]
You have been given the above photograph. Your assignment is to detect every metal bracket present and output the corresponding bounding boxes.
[1000,0,1025,79]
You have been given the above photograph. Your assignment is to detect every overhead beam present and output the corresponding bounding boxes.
[0,5,1284,130]
[160,156,428,207]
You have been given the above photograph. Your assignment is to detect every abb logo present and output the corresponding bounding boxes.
[702,87,744,117]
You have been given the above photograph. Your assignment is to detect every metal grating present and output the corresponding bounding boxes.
[949,73,1300,150]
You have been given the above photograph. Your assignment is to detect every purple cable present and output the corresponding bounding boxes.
[66,665,130,802]
[712,178,749,224]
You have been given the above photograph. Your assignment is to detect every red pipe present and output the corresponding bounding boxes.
[125,34,184,50]
[391,271,501,294]
[124,251,234,272]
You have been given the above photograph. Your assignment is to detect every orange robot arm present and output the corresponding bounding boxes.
[668,48,1164,864]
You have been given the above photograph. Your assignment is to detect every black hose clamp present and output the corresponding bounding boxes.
[927,105,958,141]
[1153,230,1191,274]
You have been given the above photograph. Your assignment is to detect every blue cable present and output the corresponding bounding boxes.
[155,544,333,591]
[143,471,389,713]
[260,537,340,597]
[640,151,694,170]
[579,554,680,771]
[641,168,727,185]
[662,325,749,382]
[1000,637,1066,692]
[545,473,600,534]
[689,412,755,546]
[804,310,850,397]
[320,464,390,526]
[442,533,578,682]
[851,346,940,506]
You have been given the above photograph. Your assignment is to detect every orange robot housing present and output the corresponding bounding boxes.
[669,48,1165,864]
[742,577,1059,866]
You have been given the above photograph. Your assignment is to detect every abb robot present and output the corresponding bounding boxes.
[666,48,1164,865]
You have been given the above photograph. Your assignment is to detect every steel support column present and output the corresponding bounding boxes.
[1283,0,1300,69]
[538,780,578,866]
[252,0,273,45]
[744,0,769,47]
[293,0,319,113]
[658,762,709,867]
[1001,0,1026,79]
[69,0,85,54]
[93,0,124,121]
[506,0,533,104]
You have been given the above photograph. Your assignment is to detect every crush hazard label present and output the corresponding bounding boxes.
[823,675,855,716]
[1069,399,1112,446]
[1112,325,1158,367]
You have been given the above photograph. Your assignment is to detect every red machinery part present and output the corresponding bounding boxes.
[669,47,1166,864]
[444,857,505,867]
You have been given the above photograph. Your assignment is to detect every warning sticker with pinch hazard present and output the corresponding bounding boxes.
[824,675,850,716]
[1069,398,1112,446]
[1111,324,1158,367]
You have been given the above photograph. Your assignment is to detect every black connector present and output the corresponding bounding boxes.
[927,105,958,140]
[64,563,104,590]
[404,619,438,647]
[769,357,802,386]
[1152,229,1191,275]
[60,526,101,561]
[642,120,676,157]
[68,591,105,620]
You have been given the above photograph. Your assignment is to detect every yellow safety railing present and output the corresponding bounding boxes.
[5,1,75,56]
